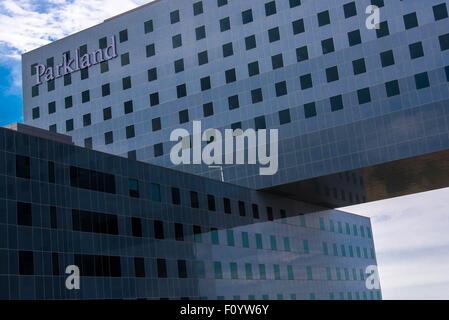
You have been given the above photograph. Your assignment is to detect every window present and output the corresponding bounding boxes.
[175,223,184,241]
[439,33,449,51]
[16,155,30,180]
[124,100,133,114]
[132,217,142,237]
[348,29,362,46]
[265,1,276,16]
[409,42,424,59]
[148,68,157,82]
[49,124,56,133]
[231,122,241,131]
[344,2,357,18]
[121,52,130,66]
[101,83,110,97]
[144,19,153,33]
[171,188,181,206]
[31,85,39,97]
[220,17,230,32]
[151,184,161,202]
[208,195,216,211]
[83,114,91,127]
[380,50,395,67]
[19,251,34,275]
[47,101,56,114]
[196,26,206,40]
[178,260,187,278]
[330,95,344,111]
[322,38,335,54]
[47,80,55,92]
[150,92,159,107]
[128,179,139,198]
[201,76,211,91]
[222,42,233,57]
[296,46,309,62]
[248,61,260,77]
[230,263,238,279]
[146,44,155,57]
[103,107,112,121]
[203,102,214,117]
[251,88,263,103]
[214,262,223,279]
[104,131,113,145]
[193,1,203,15]
[174,59,184,73]
[300,73,313,89]
[279,109,291,125]
[66,119,74,132]
[292,19,305,35]
[225,68,236,83]
[223,198,232,214]
[134,258,145,278]
[304,102,317,118]
[177,84,187,98]
[318,10,330,26]
[52,252,59,276]
[157,259,167,278]
[170,10,180,24]
[415,72,430,89]
[152,118,161,132]
[122,76,132,90]
[445,66,449,82]
[433,3,448,21]
[179,109,189,124]
[271,54,283,69]
[242,9,253,24]
[80,68,89,80]
[238,201,246,216]
[371,0,384,8]
[48,161,55,183]
[100,61,109,73]
[245,35,256,50]
[290,0,300,8]
[352,58,366,75]
[119,29,128,42]
[82,90,90,103]
[403,12,418,30]
[190,191,199,208]
[255,116,266,130]
[252,204,259,219]
[268,27,280,42]
[275,81,287,97]
[357,88,371,104]
[218,0,227,7]
[198,51,208,65]
[326,66,339,82]
[17,202,32,226]
[126,125,135,139]
[172,34,182,48]
[376,21,389,38]
[154,220,164,239]
[228,95,240,110]
[64,73,72,86]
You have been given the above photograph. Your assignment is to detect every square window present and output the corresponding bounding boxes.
[32,85,39,97]
[146,44,155,57]
[279,109,291,125]
[32,106,40,119]
[275,81,287,97]
[255,116,266,130]
[326,66,339,82]
[19,251,34,275]
[64,74,72,86]
[119,29,128,42]
[170,10,180,24]
[144,20,154,33]
[245,35,256,50]
[172,34,182,48]
[433,3,448,21]
[84,138,92,149]
[403,12,418,30]
[220,17,230,32]
[251,88,263,103]
[231,122,242,131]
[203,102,214,117]
[122,76,131,90]
[409,42,424,59]
[228,95,240,110]
[152,118,161,132]
[415,72,430,89]
[177,84,187,98]
[271,54,283,69]
[380,50,395,67]
[226,68,236,83]
[268,27,280,42]
[83,113,91,127]
[330,95,344,111]
[102,83,110,96]
[292,19,305,35]
[348,29,362,46]
[198,51,208,65]
[65,96,73,109]
[121,52,130,66]
[126,125,135,139]
[344,2,357,18]
[304,102,317,118]
[82,90,90,103]
[150,92,159,106]
[179,109,189,124]
[352,58,366,75]
[385,80,400,97]
[357,88,371,104]
[376,21,389,38]
[318,10,330,26]
[242,9,253,24]
[124,100,133,114]
[222,42,233,57]
[201,76,211,91]
[66,119,74,132]
[289,0,301,8]
[218,0,228,7]
[103,107,112,121]
[148,68,157,81]
[371,0,384,8]
[196,25,206,40]
[174,59,184,73]
[296,46,309,62]
[248,61,260,76]
[300,73,313,89]
[100,61,109,73]
[47,80,55,92]
[49,124,56,132]
[265,1,277,16]
[439,33,449,51]
[322,38,335,54]
[81,68,89,80]
[193,1,203,15]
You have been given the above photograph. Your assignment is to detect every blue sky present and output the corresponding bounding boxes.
[0,0,448,300]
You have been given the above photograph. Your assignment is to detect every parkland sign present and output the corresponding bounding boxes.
[34,36,117,85]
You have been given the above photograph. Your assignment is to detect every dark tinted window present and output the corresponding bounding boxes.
[16,155,30,179]
[17,202,32,226]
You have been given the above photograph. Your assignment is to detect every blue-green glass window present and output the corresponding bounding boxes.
[194,228,202,243]
[377,291,382,300]
[150,183,161,201]
[211,229,219,244]
[214,262,223,279]
[230,262,238,279]
[284,237,291,251]
[339,292,345,300]
[242,232,249,248]
[233,296,240,300]
[363,248,368,259]
[353,224,358,236]
[348,292,353,300]
[274,264,281,280]
[217,296,225,300]
[338,222,343,233]
[319,218,325,230]
[336,268,342,280]
[303,240,309,254]
[200,296,207,300]
[349,245,354,257]
[370,291,374,300]
[310,293,316,300]
[196,261,205,278]
[323,242,329,255]
[245,263,253,279]
[262,294,269,300]
[360,226,366,238]
[352,268,357,280]
[277,294,284,300]
[306,266,313,280]
[356,292,361,300]
[344,268,350,280]
[356,247,361,258]
[227,230,235,246]
[371,248,375,259]
[255,234,263,249]
[329,293,335,300]
[299,214,306,227]
[270,235,277,250]
[363,292,368,300]
[259,264,266,280]
[341,245,346,257]
[367,227,372,238]
[333,243,339,256]
[128,179,139,198]
[248,295,255,300]
[330,220,335,232]
[326,267,332,280]
[360,269,365,281]
[287,265,294,280]
[346,223,351,235]
[291,294,297,300]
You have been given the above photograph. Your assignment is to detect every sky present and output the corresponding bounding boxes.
[0,0,448,300]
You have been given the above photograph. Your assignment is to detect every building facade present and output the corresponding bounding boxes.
[0,126,380,300]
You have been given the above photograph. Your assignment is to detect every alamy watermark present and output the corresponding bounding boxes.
[366,5,380,30]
